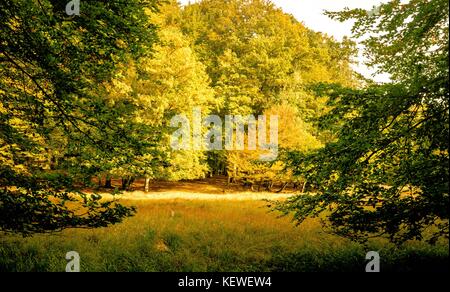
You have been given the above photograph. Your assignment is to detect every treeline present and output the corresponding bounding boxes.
[93,0,357,191]
[1,0,447,243]
[2,0,359,194]
[1,0,357,233]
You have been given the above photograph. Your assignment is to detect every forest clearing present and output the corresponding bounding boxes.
[1,0,448,275]
[1,178,448,272]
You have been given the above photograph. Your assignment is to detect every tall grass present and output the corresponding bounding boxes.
[0,200,448,272]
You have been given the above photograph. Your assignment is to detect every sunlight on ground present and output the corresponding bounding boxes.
[1,198,448,272]
[102,190,295,201]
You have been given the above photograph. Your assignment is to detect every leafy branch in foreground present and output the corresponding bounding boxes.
[0,188,136,236]
[0,0,160,235]
[271,0,449,245]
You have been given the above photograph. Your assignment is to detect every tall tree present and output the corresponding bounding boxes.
[180,0,357,175]
[0,0,161,235]
[273,0,449,244]
[101,1,216,189]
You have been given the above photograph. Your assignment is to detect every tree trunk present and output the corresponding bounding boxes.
[104,176,112,188]
[277,182,289,193]
[144,177,150,192]
[121,177,128,190]
[268,181,274,191]
[301,180,307,193]
[128,176,135,190]
[122,176,134,191]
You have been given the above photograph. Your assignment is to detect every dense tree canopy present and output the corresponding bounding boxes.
[272,0,449,244]
[179,0,357,176]
[0,0,359,235]
[180,0,356,115]
[2,0,442,247]
[0,0,161,234]
[103,1,216,186]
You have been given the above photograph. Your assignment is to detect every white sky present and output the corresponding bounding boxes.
[178,0,392,82]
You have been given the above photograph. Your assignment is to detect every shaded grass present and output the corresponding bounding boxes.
[0,199,448,272]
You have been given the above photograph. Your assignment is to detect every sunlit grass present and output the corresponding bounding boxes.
[0,199,448,272]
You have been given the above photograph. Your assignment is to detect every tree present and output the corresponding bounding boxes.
[272,0,449,244]
[226,103,323,191]
[100,1,215,190]
[0,0,161,235]
[181,0,356,115]
[180,0,357,175]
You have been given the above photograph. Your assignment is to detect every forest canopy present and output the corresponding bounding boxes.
[0,0,448,246]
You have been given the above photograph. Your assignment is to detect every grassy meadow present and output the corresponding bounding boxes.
[1,198,448,272]
[1,0,448,275]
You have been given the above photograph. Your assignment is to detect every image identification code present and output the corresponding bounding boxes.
[178,276,272,289]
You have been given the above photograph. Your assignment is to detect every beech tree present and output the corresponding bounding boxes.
[99,1,215,190]
[272,0,449,244]
[0,0,161,234]
[180,0,357,175]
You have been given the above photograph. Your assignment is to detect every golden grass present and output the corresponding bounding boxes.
[1,198,448,272]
